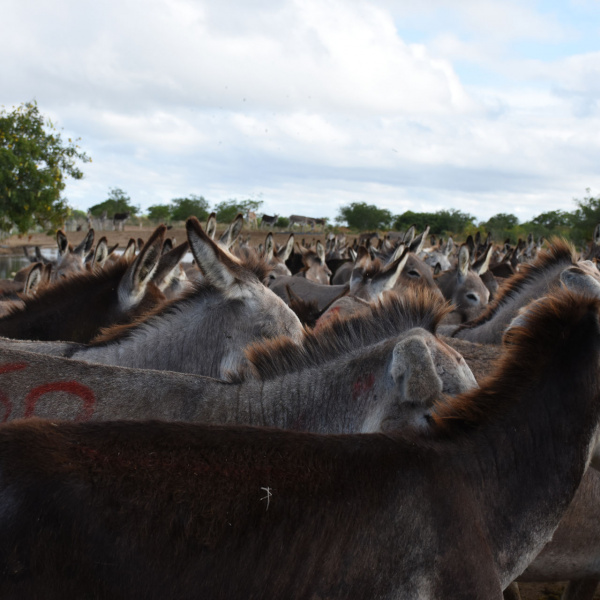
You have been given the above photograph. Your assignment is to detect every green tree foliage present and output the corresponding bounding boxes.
[481,213,521,242]
[171,195,210,222]
[89,187,139,218]
[336,202,392,230]
[0,100,91,233]
[570,190,600,246]
[393,209,475,235]
[147,204,172,223]
[214,199,262,223]
[276,216,290,228]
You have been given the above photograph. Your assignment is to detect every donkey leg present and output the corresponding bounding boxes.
[562,579,599,600]
[503,582,522,600]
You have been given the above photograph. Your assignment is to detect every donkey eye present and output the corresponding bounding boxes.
[407,270,421,278]
[466,292,479,303]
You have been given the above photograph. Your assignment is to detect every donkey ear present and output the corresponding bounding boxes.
[264,233,274,261]
[315,240,326,264]
[218,214,244,250]
[409,226,429,255]
[381,247,410,291]
[560,266,600,298]
[152,241,190,291]
[24,263,44,295]
[187,217,239,290]
[93,237,109,268]
[389,242,405,264]
[457,245,470,282]
[56,230,69,256]
[227,213,245,248]
[403,225,415,246]
[118,225,166,309]
[106,242,119,258]
[74,229,95,256]
[277,234,294,262]
[473,244,493,276]
[433,262,442,276]
[206,212,217,240]
[355,245,370,269]
[162,238,174,255]
[35,246,51,265]
[122,239,137,262]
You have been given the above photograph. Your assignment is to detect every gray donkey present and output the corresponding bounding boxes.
[0,289,476,433]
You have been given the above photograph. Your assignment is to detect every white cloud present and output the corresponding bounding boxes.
[1,0,599,225]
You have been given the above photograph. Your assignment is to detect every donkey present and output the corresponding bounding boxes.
[1,289,600,598]
[263,232,294,280]
[0,227,167,344]
[0,217,305,379]
[295,241,331,284]
[261,213,278,229]
[435,242,490,324]
[0,289,476,434]
[449,239,600,344]
[54,228,95,280]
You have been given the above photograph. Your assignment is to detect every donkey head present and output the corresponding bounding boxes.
[54,228,96,280]
[383,326,478,431]
[186,217,304,374]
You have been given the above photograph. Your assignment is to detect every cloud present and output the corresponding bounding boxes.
[2,0,600,225]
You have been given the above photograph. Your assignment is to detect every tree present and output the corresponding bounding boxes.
[336,202,392,230]
[214,198,262,223]
[147,204,172,223]
[570,190,600,245]
[89,187,138,218]
[171,195,210,222]
[0,100,91,233]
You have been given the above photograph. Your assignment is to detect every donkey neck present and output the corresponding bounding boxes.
[433,334,600,586]
[71,292,249,377]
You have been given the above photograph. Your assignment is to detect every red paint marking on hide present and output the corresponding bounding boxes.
[352,372,375,400]
[0,362,28,375]
[25,381,96,422]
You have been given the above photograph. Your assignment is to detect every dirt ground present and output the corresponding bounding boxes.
[1,226,599,600]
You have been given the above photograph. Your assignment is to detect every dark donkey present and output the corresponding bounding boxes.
[1,289,600,598]
[0,226,167,343]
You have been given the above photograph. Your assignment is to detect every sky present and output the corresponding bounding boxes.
[2,0,600,225]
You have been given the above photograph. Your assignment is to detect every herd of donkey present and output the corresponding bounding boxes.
[1,211,600,598]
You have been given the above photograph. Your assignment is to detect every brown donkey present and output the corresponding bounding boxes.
[0,289,599,598]
[0,226,167,343]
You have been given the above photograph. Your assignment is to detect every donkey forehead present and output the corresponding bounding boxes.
[391,328,475,375]
[392,327,454,357]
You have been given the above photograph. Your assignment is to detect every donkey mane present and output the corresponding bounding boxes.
[0,259,131,319]
[91,253,273,346]
[239,288,450,381]
[452,238,575,334]
[434,288,600,434]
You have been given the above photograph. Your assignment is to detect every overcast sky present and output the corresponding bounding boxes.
[2,0,600,224]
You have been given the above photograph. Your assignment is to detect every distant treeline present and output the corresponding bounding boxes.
[336,192,600,248]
